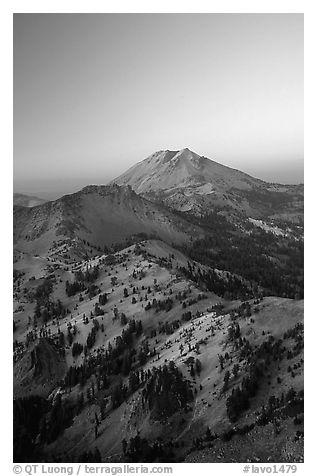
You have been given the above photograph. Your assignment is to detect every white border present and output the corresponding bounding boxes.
[2,2,314,475]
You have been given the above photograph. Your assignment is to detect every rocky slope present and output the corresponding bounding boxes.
[13,184,204,253]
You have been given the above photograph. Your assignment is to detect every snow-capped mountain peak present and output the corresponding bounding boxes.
[111,148,256,195]
[111,148,303,217]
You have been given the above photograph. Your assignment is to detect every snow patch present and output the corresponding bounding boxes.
[248,218,287,237]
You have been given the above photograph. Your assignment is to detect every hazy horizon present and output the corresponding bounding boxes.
[14,13,303,199]
[13,145,304,201]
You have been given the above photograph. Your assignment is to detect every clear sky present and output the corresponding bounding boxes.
[14,13,303,199]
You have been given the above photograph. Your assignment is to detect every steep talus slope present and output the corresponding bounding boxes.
[13,184,204,252]
[14,338,66,398]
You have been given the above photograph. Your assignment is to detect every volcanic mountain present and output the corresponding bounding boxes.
[13,184,203,254]
[112,148,303,220]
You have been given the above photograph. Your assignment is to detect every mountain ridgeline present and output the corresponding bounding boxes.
[13,184,203,250]
[112,148,303,299]
[13,149,303,299]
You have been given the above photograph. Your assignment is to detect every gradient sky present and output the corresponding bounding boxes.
[14,13,303,199]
